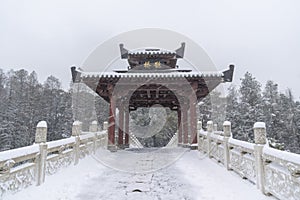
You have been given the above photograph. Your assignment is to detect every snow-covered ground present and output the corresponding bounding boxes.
[4,149,274,200]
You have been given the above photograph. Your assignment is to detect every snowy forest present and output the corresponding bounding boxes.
[0,69,73,151]
[0,68,110,152]
[1,68,300,154]
[202,72,300,154]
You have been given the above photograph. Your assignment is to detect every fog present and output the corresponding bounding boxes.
[1,0,299,98]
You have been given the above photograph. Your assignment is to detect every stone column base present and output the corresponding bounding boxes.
[117,144,129,149]
[107,145,117,152]
[181,144,191,148]
[190,143,198,150]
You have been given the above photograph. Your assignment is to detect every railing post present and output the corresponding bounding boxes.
[223,121,231,170]
[254,122,267,194]
[207,121,213,158]
[90,121,98,153]
[213,123,218,132]
[35,121,48,186]
[103,121,108,148]
[103,121,108,130]
[197,121,202,151]
[89,120,98,132]
[72,121,82,136]
[72,121,81,165]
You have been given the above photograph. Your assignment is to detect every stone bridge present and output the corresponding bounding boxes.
[0,120,300,200]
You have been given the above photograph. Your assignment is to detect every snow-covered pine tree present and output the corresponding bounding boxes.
[6,69,31,148]
[210,91,227,130]
[262,80,286,150]
[95,95,109,130]
[225,85,243,139]
[277,89,300,153]
[41,76,73,141]
[71,83,98,131]
[26,71,44,143]
[0,69,12,151]
[198,93,212,130]
[293,101,300,153]
[238,72,264,142]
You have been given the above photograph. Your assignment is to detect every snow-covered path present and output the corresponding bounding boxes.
[4,149,274,200]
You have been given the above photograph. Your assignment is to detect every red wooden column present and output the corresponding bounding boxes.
[190,94,197,144]
[118,106,124,147]
[124,108,129,148]
[177,108,183,145]
[190,81,198,144]
[182,104,189,145]
[108,96,116,150]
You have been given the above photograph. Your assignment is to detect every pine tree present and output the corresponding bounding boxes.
[6,69,31,148]
[198,93,212,130]
[225,85,243,138]
[277,89,300,152]
[41,76,73,141]
[71,83,98,131]
[0,69,12,151]
[262,81,283,145]
[238,72,264,142]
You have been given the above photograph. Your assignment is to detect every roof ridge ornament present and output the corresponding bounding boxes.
[175,42,185,58]
[119,43,128,59]
[119,43,186,70]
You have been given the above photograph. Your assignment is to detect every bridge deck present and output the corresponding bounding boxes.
[5,149,274,200]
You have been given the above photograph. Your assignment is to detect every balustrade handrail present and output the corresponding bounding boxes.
[198,120,300,200]
[0,121,108,198]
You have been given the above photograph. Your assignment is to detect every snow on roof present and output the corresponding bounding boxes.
[80,71,223,79]
[128,48,176,55]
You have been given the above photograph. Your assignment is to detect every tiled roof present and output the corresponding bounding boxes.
[80,71,223,79]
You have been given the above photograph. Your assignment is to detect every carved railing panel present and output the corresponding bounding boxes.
[209,134,225,164]
[0,162,35,197]
[228,141,256,183]
[198,136,207,153]
[210,141,218,159]
[217,145,224,164]
[79,142,94,159]
[0,130,107,197]
[79,133,97,158]
[46,149,74,176]
[263,148,300,200]
[197,122,300,200]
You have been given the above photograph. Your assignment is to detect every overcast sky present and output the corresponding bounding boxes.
[1,0,300,98]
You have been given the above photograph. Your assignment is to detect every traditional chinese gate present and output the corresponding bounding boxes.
[71,43,234,150]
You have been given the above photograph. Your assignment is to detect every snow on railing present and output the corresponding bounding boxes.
[0,120,108,198]
[198,120,300,200]
[263,146,300,200]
